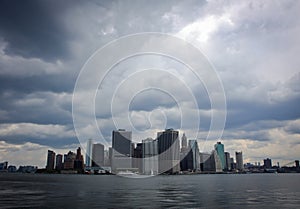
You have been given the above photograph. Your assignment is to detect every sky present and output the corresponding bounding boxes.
[0,0,299,168]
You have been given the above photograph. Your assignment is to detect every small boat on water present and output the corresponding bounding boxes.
[117,170,139,177]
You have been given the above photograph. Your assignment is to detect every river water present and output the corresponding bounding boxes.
[0,173,299,208]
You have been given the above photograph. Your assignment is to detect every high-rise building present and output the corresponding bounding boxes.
[0,162,8,171]
[236,151,244,171]
[64,151,76,170]
[86,139,93,168]
[46,150,55,171]
[142,138,158,175]
[55,154,63,171]
[214,142,226,171]
[92,143,104,167]
[112,129,132,173]
[157,128,180,174]
[188,140,200,171]
[201,151,222,172]
[213,150,223,172]
[225,152,231,171]
[263,158,272,169]
[74,147,84,173]
[181,133,187,150]
[133,143,143,173]
[230,157,235,170]
[108,147,112,166]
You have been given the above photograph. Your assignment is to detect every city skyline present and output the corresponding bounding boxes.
[2,129,297,172]
[0,1,299,168]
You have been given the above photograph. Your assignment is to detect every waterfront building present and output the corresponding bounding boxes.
[263,158,272,169]
[189,140,200,171]
[46,150,55,171]
[92,143,104,167]
[181,133,188,151]
[74,147,84,173]
[85,139,93,167]
[133,143,143,173]
[55,154,63,170]
[202,151,217,172]
[104,150,110,166]
[236,151,244,171]
[142,138,158,175]
[214,142,226,171]
[157,128,180,174]
[8,165,17,172]
[64,151,76,170]
[230,157,235,170]
[225,152,231,171]
[111,129,132,173]
[0,161,8,171]
[108,147,112,166]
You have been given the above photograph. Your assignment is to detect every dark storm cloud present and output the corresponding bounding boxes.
[1,135,78,148]
[0,91,72,125]
[0,0,75,61]
[0,74,75,94]
[225,96,300,129]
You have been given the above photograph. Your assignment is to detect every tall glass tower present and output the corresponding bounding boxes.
[189,140,200,171]
[214,142,225,170]
[85,139,93,167]
[157,128,180,174]
[112,129,132,173]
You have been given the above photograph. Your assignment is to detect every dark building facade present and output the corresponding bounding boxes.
[157,129,180,174]
[46,150,55,171]
[112,129,132,173]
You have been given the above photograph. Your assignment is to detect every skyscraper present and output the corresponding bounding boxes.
[263,158,272,169]
[46,150,55,171]
[142,138,158,175]
[64,151,76,170]
[85,139,93,168]
[133,143,143,173]
[236,151,244,171]
[112,129,132,173]
[189,140,200,171]
[225,152,231,171]
[157,128,180,174]
[92,143,104,167]
[181,133,187,149]
[214,142,226,171]
[55,154,63,171]
[74,147,84,173]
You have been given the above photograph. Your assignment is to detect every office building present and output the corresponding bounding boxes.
[133,143,143,173]
[181,133,188,151]
[86,139,93,167]
[46,150,55,171]
[112,129,132,173]
[201,151,222,172]
[225,152,231,171]
[214,142,226,171]
[263,158,272,169]
[236,151,244,171]
[157,128,180,174]
[142,138,158,175]
[74,147,84,173]
[230,157,235,170]
[189,140,200,171]
[55,154,63,170]
[64,151,76,170]
[0,161,8,171]
[92,143,104,167]
[108,147,112,166]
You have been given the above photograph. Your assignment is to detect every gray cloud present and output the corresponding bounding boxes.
[0,0,299,166]
[0,0,75,61]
